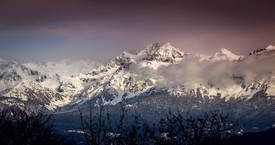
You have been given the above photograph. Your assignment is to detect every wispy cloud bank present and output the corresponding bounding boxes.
[129,54,275,89]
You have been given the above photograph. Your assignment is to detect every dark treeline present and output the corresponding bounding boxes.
[79,106,237,145]
[1,105,273,145]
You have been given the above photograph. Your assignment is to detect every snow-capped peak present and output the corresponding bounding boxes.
[138,42,184,62]
[211,48,242,61]
[249,45,275,56]
[140,42,181,55]
[265,45,275,50]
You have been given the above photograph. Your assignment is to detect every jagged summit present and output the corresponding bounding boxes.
[137,42,184,62]
[265,45,275,50]
[115,42,185,67]
[249,45,275,56]
[211,48,242,61]
[140,42,182,54]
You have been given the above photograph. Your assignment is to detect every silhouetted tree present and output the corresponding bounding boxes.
[0,107,75,145]
[158,110,236,145]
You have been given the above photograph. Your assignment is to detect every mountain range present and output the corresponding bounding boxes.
[0,42,275,118]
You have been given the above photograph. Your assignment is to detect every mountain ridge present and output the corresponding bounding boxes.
[0,42,274,112]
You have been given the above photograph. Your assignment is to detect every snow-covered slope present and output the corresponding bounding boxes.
[210,48,243,61]
[0,43,275,112]
[0,58,101,111]
[0,58,45,93]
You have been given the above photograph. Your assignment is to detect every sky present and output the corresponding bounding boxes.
[0,0,275,63]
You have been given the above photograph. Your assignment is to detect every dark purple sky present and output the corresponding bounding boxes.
[0,0,275,63]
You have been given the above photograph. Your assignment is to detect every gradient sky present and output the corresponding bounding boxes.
[0,0,275,63]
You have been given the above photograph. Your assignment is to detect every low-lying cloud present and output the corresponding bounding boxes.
[129,54,275,89]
